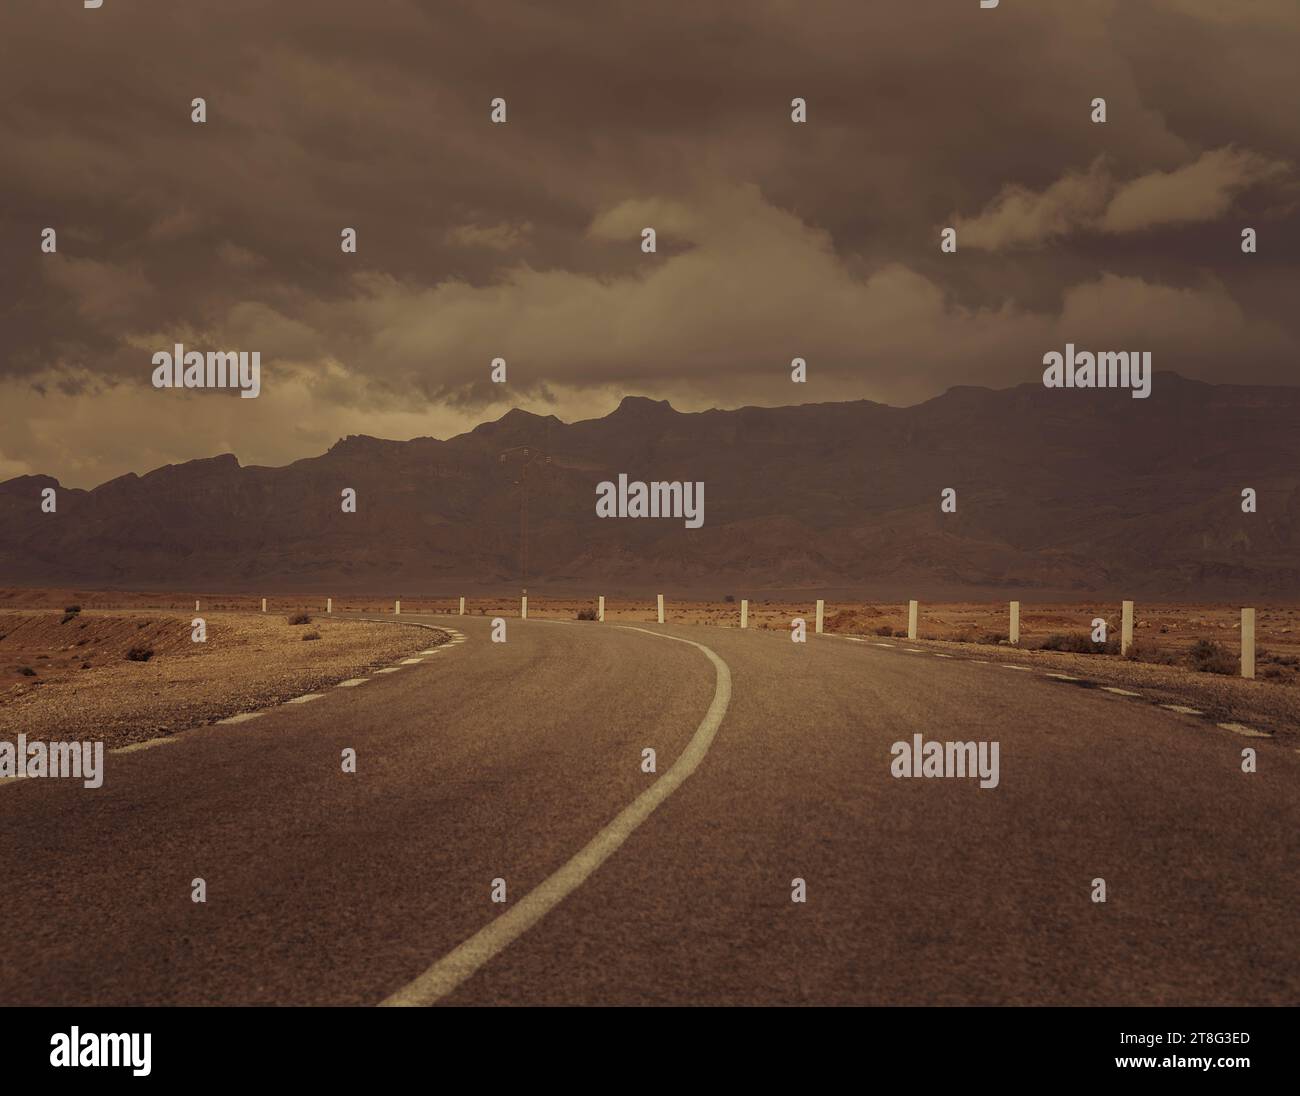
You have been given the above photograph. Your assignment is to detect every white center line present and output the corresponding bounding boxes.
[374,667,402,674]
[1047,673,1080,681]
[380,626,732,1007]
[1161,704,1203,715]
[336,678,368,688]
[216,712,265,725]
[1101,687,1141,696]
[285,693,326,704]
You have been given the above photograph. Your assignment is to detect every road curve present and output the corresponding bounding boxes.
[0,613,1295,1006]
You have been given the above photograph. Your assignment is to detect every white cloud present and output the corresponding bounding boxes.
[446,222,533,251]
[1101,147,1289,232]
[954,148,1290,249]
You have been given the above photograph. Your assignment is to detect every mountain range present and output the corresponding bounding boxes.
[2,373,1297,599]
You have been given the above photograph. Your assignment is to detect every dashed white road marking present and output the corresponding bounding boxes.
[11,621,458,777]
[112,736,179,754]
[1218,722,1269,738]
[380,625,732,1008]
[856,630,1276,745]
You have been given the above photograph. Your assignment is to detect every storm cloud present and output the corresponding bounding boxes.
[1,0,1296,485]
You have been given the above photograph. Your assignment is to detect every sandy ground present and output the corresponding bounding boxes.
[7,587,1297,656]
[2,587,1294,738]
[0,610,442,748]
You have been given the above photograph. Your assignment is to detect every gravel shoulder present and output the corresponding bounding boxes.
[0,611,446,748]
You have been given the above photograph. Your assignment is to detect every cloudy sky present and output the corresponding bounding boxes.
[1,0,1297,487]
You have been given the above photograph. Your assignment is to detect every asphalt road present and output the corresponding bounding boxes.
[1,613,1296,1006]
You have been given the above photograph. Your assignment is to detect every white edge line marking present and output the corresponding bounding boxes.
[872,642,895,648]
[933,653,953,658]
[52,622,446,747]
[374,666,402,674]
[1101,687,1141,696]
[1218,722,1269,738]
[1047,673,1080,681]
[379,625,732,1007]
[112,736,179,754]
[904,647,924,653]
[400,657,425,665]
[1161,704,1203,715]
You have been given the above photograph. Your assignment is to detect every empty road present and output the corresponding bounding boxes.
[1,613,1296,1006]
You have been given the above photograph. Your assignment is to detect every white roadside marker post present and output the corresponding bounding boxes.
[815,599,825,634]
[1010,600,1020,645]
[740,599,748,629]
[907,600,918,641]
[598,596,605,622]
[1241,607,1256,679]
[1121,600,1134,656]
[657,594,665,625]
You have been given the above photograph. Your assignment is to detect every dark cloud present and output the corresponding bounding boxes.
[0,0,1296,486]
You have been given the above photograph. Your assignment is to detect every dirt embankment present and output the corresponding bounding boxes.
[0,610,443,747]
